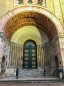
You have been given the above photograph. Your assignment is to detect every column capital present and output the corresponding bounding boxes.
[58,33,64,38]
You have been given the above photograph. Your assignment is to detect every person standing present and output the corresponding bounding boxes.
[16,68,19,79]
[59,68,63,79]
[43,68,46,76]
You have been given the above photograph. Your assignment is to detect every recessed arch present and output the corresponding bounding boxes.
[10,26,43,45]
[0,6,64,77]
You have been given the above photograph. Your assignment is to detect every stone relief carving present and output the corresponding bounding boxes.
[37,0,43,5]
[18,0,23,4]
[14,0,45,5]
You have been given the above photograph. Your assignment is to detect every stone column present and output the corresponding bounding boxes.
[21,45,23,69]
[37,45,41,69]
[37,45,41,70]
[9,45,11,75]
[38,44,43,71]
[39,44,41,68]
[40,45,44,68]
[37,45,39,68]
[41,45,44,67]
[58,33,64,78]
[0,38,2,74]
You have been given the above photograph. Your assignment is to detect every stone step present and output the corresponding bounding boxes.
[0,69,63,83]
[10,69,44,77]
[0,77,63,83]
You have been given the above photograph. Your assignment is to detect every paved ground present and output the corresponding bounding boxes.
[0,82,64,86]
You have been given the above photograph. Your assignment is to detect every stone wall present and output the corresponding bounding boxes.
[58,33,64,78]
[9,42,22,69]
[43,34,63,77]
[0,32,9,77]
[0,0,64,27]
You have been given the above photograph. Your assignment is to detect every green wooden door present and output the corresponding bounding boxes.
[23,40,37,69]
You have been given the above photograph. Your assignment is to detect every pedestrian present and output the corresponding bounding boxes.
[59,68,63,79]
[16,68,19,79]
[43,68,46,76]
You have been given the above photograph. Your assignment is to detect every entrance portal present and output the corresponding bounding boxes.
[23,40,37,69]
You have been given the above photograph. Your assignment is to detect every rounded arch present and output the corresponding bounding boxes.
[0,6,64,40]
[10,26,43,45]
[24,39,37,46]
[24,39,37,47]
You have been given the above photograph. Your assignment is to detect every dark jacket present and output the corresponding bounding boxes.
[16,68,19,76]
[59,69,63,73]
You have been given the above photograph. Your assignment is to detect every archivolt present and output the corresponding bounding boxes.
[0,6,64,40]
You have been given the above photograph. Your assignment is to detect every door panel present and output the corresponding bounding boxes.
[23,40,37,69]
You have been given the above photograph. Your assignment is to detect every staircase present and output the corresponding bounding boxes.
[14,69,43,78]
[0,69,62,83]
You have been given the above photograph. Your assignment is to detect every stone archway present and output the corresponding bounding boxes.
[0,6,64,38]
[0,6,64,77]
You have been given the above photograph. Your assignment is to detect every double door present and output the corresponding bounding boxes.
[23,40,37,69]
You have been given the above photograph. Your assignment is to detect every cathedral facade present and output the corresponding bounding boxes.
[0,0,64,78]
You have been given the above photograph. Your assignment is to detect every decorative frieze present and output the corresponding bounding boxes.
[14,0,46,6]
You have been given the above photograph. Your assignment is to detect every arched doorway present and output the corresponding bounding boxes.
[23,40,37,69]
[0,6,64,77]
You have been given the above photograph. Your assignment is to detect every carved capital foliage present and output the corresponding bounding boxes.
[58,33,64,48]
[58,33,64,38]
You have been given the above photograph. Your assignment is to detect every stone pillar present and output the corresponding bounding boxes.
[37,44,41,70]
[42,45,44,67]
[39,44,42,67]
[37,45,41,69]
[0,38,2,73]
[21,45,23,69]
[39,44,42,68]
[38,44,44,71]
[58,33,64,78]
[40,44,43,68]
[37,45,39,68]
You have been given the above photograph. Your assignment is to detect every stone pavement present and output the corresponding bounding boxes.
[0,69,64,86]
[0,82,64,86]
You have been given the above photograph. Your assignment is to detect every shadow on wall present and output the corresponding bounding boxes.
[1,56,6,77]
[54,56,59,77]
